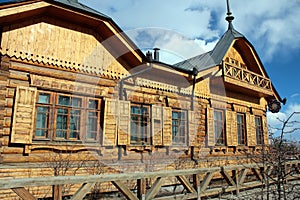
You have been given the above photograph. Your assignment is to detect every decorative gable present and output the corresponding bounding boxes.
[222,40,273,97]
[1,17,130,79]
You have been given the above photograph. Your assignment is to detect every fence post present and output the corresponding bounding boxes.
[53,185,63,200]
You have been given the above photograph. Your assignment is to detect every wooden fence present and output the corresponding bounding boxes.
[0,161,299,200]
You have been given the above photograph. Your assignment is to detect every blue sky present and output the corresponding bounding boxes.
[79,0,300,140]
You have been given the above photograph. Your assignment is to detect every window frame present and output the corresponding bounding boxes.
[34,91,103,143]
[171,109,187,145]
[86,98,102,142]
[35,92,53,139]
[54,94,83,140]
[214,109,226,146]
[237,113,246,145]
[255,116,263,145]
[130,104,151,145]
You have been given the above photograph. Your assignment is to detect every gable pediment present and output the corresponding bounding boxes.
[222,39,273,97]
[224,39,266,77]
[1,16,131,79]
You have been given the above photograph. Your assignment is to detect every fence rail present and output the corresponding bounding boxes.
[0,161,300,200]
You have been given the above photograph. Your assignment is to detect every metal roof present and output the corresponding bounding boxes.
[51,0,110,19]
[0,0,111,19]
[174,27,245,73]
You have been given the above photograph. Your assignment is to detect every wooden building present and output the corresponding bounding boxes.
[0,0,284,199]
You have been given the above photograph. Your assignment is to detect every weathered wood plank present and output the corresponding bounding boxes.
[221,170,236,186]
[252,168,263,181]
[53,185,62,200]
[176,175,196,194]
[112,181,138,200]
[137,179,146,200]
[200,172,215,192]
[145,177,164,200]
[238,168,248,185]
[11,187,36,200]
[71,183,96,200]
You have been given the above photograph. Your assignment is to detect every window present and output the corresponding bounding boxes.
[35,93,51,138]
[255,116,263,144]
[56,95,82,140]
[214,110,225,145]
[172,110,187,145]
[237,113,246,145]
[34,91,102,142]
[130,105,150,145]
[86,99,101,141]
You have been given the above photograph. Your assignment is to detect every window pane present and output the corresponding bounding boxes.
[172,110,187,144]
[70,110,80,139]
[35,130,46,137]
[89,100,98,109]
[214,110,225,145]
[56,130,66,138]
[38,93,50,104]
[36,110,48,129]
[72,97,82,107]
[56,114,67,129]
[56,108,67,139]
[237,114,243,123]
[58,96,70,106]
[255,116,263,144]
[87,111,98,140]
[35,106,49,137]
[58,108,68,114]
[130,105,149,144]
[69,131,78,139]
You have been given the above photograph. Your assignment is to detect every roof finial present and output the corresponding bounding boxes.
[225,0,234,29]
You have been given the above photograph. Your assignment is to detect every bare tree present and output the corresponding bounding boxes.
[263,112,300,200]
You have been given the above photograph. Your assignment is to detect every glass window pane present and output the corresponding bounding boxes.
[172,112,178,119]
[70,115,80,131]
[58,108,68,114]
[69,131,78,139]
[38,93,50,104]
[237,114,242,123]
[131,106,139,114]
[88,100,98,109]
[36,112,48,129]
[56,130,66,138]
[56,114,67,129]
[88,117,97,132]
[58,96,70,106]
[72,97,82,107]
[35,130,45,137]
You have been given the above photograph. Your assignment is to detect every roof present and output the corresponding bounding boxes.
[0,0,111,19]
[174,27,245,73]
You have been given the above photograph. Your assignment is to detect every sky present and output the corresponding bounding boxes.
[79,0,300,140]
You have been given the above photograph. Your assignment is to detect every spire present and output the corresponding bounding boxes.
[225,0,235,29]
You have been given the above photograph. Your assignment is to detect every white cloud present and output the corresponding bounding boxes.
[267,103,300,140]
[79,0,300,63]
[122,28,217,64]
